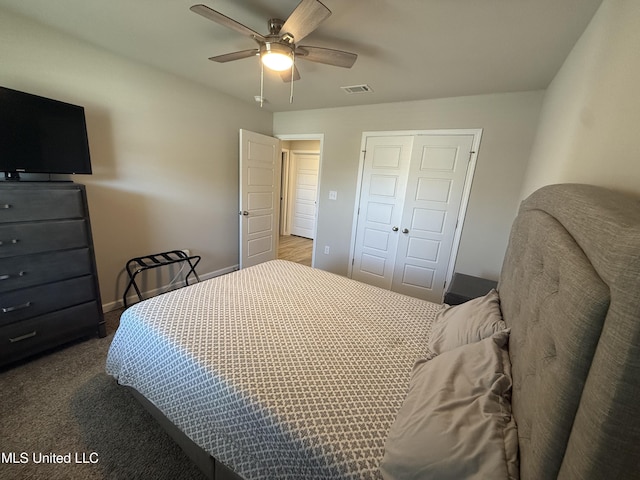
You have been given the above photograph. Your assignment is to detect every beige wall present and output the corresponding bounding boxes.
[282,140,321,152]
[274,92,544,280]
[12,0,626,304]
[520,0,640,198]
[0,9,272,309]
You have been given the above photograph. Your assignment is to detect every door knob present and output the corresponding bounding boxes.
[239,211,249,216]
[392,226,399,232]
[402,228,409,234]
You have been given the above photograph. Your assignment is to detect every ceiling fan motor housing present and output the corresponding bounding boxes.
[268,18,285,36]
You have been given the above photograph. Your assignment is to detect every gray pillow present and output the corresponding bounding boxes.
[380,330,519,480]
[428,289,505,355]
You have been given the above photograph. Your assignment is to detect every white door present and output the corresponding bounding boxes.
[239,129,281,269]
[392,134,474,300]
[290,151,319,239]
[351,136,414,289]
[351,132,476,302]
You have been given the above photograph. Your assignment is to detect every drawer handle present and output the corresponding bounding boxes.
[9,331,37,343]
[1,204,11,209]
[2,301,32,313]
[0,239,19,246]
[0,271,25,281]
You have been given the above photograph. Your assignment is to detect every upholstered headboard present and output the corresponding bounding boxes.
[498,184,640,480]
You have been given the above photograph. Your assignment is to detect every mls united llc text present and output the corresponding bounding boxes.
[1,452,99,464]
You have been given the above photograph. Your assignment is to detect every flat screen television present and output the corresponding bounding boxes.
[0,86,92,180]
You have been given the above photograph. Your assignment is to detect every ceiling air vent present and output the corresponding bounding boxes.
[341,84,373,94]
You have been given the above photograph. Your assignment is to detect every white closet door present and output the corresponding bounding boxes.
[391,134,474,301]
[290,152,319,239]
[351,136,413,289]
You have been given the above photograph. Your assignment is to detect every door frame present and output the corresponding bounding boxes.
[275,133,324,268]
[280,148,291,236]
[348,129,483,298]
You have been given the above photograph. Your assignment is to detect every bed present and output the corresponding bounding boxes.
[106,183,640,480]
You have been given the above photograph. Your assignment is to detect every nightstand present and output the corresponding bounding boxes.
[444,273,497,305]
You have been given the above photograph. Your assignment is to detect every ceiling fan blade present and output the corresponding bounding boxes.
[280,0,331,43]
[280,65,301,83]
[209,49,259,63]
[190,4,266,42]
[296,46,357,68]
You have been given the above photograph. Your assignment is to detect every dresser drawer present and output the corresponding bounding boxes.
[0,187,84,223]
[0,302,100,366]
[0,275,96,326]
[0,248,93,293]
[0,220,88,258]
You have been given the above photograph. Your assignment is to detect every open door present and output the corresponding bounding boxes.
[239,129,281,269]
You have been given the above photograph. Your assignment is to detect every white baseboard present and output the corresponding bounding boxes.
[102,264,239,312]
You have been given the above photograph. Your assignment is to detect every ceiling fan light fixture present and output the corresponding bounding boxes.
[261,43,293,71]
[190,1,358,107]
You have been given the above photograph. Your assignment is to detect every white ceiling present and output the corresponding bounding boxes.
[0,0,603,112]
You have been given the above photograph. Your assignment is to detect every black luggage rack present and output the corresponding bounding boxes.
[123,250,201,307]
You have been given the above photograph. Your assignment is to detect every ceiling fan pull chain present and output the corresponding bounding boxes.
[290,50,295,104]
[260,61,265,108]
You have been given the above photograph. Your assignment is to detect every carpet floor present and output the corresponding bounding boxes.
[0,308,205,480]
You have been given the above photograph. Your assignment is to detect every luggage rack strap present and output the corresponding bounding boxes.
[123,250,201,307]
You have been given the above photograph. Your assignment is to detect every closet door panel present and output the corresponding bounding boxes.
[392,135,474,301]
[351,136,413,289]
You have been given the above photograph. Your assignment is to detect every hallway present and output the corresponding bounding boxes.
[278,235,313,267]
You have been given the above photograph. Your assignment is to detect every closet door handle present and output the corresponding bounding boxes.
[402,228,409,234]
[392,226,399,232]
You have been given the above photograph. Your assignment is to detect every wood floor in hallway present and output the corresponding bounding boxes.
[278,235,313,267]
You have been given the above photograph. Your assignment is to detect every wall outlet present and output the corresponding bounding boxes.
[324,246,330,255]
[329,190,338,200]
[181,249,190,257]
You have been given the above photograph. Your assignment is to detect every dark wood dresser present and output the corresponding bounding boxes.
[0,182,105,367]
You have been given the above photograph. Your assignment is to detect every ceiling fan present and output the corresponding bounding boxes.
[190,0,358,105]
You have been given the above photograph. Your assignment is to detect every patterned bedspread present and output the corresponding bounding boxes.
[106,260,440,479]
